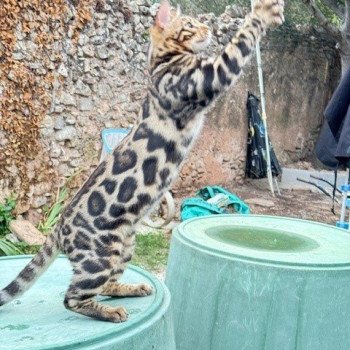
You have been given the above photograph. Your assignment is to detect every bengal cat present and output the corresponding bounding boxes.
[0,0,284,322]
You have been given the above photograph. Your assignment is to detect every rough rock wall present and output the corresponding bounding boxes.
[0,0,339,213]
[0,0,149,213]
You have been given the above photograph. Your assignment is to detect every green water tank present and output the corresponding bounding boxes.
[166,215,350,350]
[0,256,175,350]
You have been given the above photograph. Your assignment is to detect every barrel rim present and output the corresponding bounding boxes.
[174,214,350,270]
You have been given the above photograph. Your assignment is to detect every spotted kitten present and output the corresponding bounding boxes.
[0,0,284,322]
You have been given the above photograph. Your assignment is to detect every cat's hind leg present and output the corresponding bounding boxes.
[64,256,128,322]
[101,234,153,298]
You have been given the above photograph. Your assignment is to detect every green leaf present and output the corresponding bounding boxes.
[37,186,68,234]
[0,239,22,256]
[0,196,16,237]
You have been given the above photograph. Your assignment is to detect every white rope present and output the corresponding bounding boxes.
[251,0,279,196]
[255,41,275,196]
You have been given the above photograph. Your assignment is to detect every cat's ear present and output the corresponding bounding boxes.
[156,0,171,29]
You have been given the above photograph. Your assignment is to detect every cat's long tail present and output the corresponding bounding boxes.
[0,230,60,306]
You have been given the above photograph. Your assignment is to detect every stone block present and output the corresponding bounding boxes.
[10,220,46,245]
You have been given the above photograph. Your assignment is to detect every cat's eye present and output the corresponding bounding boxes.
[186,22,194,28]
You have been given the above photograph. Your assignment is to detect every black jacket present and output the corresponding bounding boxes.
[316,68,350,168]
[246,92,281,179]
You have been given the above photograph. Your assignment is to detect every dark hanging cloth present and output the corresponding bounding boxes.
[315,68,350,168]
[246,92,281,179]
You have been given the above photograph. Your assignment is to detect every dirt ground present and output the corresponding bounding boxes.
[174,179,340,227]
[233,181,339,225]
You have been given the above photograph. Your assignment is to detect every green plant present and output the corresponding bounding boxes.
[0,195,23,255]
[13,242,41,255]
[37,186,68,234]
[38,186,68,234]
[0,239,22,256]
[141,31,149,40]
[37,159,97,235]
[0,196,16,236]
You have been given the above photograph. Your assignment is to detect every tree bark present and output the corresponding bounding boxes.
[302,0,350,75]
[341,39,350,76]
[303,0,342,39]
[341,0,350,75]
[345,0,350,32]
[322,0,344,19]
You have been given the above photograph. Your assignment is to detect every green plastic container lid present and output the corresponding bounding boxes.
[177,215,350,268]
[0,256,174,350]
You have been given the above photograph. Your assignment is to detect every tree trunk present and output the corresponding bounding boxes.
[340,42,350,76]
[342,0,350,76]
[302,0,350,76]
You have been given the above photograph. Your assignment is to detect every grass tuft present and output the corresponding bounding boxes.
[131,232,170,272]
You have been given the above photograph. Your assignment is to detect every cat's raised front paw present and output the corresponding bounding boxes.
[254,0,285,27]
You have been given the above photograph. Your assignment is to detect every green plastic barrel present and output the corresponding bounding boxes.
[166,215,350,350]
[0,256,175,350]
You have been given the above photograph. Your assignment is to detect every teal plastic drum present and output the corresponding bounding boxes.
[166,215,350,350]
[0,256,175,350]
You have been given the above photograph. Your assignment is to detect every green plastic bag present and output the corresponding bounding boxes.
[181,186,250,221]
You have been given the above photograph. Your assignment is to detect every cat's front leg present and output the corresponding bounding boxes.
[101,281,153,297]
[192,0,284,103]
[100,233,153,297]
[253,0,285,27]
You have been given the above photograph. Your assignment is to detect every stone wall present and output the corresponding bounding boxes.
[0,0,340,214]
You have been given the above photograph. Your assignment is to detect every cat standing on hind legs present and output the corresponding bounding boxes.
[0,0,284,322]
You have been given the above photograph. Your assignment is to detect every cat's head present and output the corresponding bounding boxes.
[149,1,211,60]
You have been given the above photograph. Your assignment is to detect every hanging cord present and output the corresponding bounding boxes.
[332,166,338,215]
[310,175,342,194]
[297,178,339,203]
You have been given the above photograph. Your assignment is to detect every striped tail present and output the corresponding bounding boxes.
[0,232,60,306]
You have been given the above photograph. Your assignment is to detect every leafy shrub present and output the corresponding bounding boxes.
[0,196,16,236]
[37,187,68,234]
[0,196,22,255]
[0,239,22,256]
